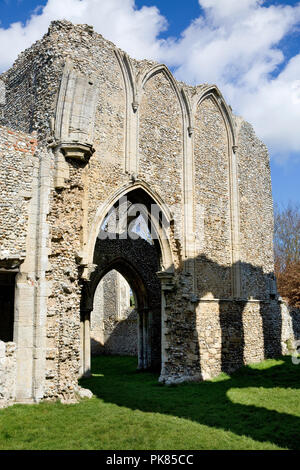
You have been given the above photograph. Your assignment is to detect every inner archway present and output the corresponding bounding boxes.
[90,269,138,357]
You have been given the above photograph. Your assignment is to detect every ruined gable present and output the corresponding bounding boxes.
[0,20,297,407]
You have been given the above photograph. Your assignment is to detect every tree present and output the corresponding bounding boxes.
[274,202,300,308]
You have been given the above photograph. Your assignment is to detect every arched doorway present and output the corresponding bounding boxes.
[80,186,173,377]
[90,269,137,357]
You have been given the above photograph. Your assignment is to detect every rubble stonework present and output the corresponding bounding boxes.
[0,126,38,267]
[0,19,299,406]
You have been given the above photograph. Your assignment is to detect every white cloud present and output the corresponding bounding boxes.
[238,54,300,160]
[0,0,300,162]
[199,0,264,25]
[160,0,300,159]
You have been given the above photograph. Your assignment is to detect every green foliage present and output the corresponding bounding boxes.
[0,356,300,450]
[274,202,300,307]
[130,294,135,307]
[274,202,300,270]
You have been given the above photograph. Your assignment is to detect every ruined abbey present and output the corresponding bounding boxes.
[0,20,298,408]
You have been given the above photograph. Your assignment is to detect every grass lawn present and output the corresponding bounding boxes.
[0,355,299,450]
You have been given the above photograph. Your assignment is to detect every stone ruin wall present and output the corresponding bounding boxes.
[0,341,16,408]
[191,97,280,379]
[0,21,187,397]
[237,120,275,296]
[90,269,137,356]
[0,20,298,402]
[0,22,129,399]
[194,95,232,299]
[0,80,5,105]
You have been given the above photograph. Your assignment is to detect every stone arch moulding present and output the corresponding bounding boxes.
[192,85,241,298]
[192,85,237,148]
[81,180,174,275]
[180,87,194,136]
[114,50,138,174]
[80,246,160,376]
[86,258,148,313]
[114,50,137,110]
[80,191,168,376]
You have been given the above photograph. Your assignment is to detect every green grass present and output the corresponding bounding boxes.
[0,355,300,450]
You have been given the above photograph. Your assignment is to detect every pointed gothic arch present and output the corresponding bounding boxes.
[192,85,241,297]
[80,184,175,378]
[136,63,190,127]
[83,181,174,272]
[192,85,237,147]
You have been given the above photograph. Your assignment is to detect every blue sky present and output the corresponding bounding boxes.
[0,0,299,206]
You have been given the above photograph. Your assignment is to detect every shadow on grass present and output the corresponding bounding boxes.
[80,355,300,450]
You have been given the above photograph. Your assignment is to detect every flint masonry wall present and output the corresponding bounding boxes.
[237,119,275,298]
[139,72,183,215]
[194,95,232,299]
[0,123,52,403]
[0,126,38,265]
[0,19,297,404]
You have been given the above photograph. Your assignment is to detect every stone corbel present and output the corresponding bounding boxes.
[0,256,24,270]
[188,126,194,137]
[157,271,175,291]
[58,142,95,162]
[132,101,139,112]
[130,172,139,183]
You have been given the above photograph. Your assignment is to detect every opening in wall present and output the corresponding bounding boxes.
[0,272,16,342]
[90,269,138,357]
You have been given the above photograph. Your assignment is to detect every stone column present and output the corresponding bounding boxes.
[157,271,175,381]
[13,272,35,402]
[230,145,241,298]
[142,310,149,368]
[79,319,84,378]
[137,310,144,370]
[81,309,92,377]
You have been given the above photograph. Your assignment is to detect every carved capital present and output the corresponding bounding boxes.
[81,263,97,281]
[232,145,238,153]
[157,271,175,291]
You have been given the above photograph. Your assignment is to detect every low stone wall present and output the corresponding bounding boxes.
[0,341,16,408]
[281,301,300,353]
[196,299,273,380]
[103,309,137,356]
[190,299,299,382]
[91,308,138,356]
